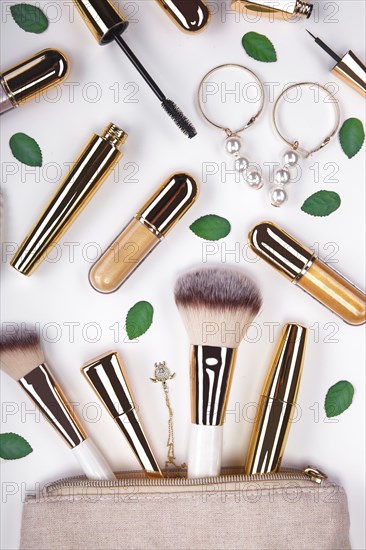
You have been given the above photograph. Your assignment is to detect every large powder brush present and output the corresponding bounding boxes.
[174,267,262,478]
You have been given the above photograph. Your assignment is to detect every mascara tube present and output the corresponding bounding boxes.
[249,221,366,326]
[89,173,199,293]
[1,49,69,115]
[11,123,127,275]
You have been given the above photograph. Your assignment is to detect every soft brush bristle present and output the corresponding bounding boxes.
[174,267,262,348]
[0,327,44,380]
[161,99,197,139]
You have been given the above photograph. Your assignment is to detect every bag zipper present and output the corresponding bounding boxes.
[45,465,327,494]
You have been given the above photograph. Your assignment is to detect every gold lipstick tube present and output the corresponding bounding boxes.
[155,0,210,33]
[231,0,313,19]
[89,173,199,293]
[245,323,307,475]
[20,363,86,448]
[249,222,366,326]
[191,345,237,426]
[0,49,69,115]
[11,123,127,276]
[82,352,163,479]
[332,51,366,97]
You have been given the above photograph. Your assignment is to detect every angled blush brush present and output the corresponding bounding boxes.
[174,267,262,478]
[0,328,115,480]
[73,0,197,138]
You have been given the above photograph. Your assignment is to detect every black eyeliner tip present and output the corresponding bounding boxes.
[306,29,316,39]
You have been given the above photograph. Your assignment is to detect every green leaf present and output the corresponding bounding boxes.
[9,133,42,167]
[126,301,154,340]
[190,215,231,241]
[10,3,49,33]
[242,32,277,62]
[0,433,33,460]
[325,381,354,418]
[301,190,341,217]
[339,118,365,159]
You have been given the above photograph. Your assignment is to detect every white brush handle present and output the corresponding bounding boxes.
[71,439,116,480]
[188,424,223,478]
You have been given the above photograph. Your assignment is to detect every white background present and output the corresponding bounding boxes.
[1,1,365,548]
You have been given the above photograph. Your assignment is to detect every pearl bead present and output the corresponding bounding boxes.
[245,170,263,190]
[235,157,249,172]
[270,187,288,207]
[275,168,290,185]
[283,150,298,166]
[225,136,241,155]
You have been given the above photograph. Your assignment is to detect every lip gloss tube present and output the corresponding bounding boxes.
[155,0,210,32]
[89,172,199,293]
[249,221,366,326]
[1,49,69,115]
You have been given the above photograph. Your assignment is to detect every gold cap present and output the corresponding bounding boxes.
[332,51,366,96]
[11,123,126,276]
[137,173,199,238]
[1,49,69,108]
[73,0,129,44]
[248,221,315,282]
[82,352,163,479]
[245,323,307,475]
[156,0,210,33]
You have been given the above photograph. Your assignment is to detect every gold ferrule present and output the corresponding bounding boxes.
[11,123,127,276]
[332,51,366,96]
[249,221,366,326]
[155,0,210,32]
[191,345,237,426]
[82,352,163,479]
[0,49,69,114]
[245,323,307,475]
[137,173,199,238]
[73,0,129,45]
[19,364,86,449]
[249,221,315,282]
[231,0,312,18]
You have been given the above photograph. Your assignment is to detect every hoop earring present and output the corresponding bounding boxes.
[270,82,341,207]
[197,64,265,190]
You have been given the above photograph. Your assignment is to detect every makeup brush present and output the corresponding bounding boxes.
[73,0,197,138]
[0,328,115,480]
[306,30,366,96]
[174,267,262,478]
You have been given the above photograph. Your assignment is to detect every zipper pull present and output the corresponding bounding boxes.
[303,466,327,484]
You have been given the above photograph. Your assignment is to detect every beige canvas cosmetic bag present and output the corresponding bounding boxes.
[20,466,351,550]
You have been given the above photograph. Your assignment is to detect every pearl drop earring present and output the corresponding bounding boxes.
[198,64,265,190]
[270,82,340,207]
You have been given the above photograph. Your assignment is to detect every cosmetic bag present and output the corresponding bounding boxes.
[20,466,350,550]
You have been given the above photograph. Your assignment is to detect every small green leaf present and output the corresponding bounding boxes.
[0,433,33,460]
[339,118,365,159]
[190,215,231,241]
[301,190,341,217]
[325,381,354,418]
[9,133,42,167]
[126,301,154,340]
[10,3,49,33]
[242,32,277,62]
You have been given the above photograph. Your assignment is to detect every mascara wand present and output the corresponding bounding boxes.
[73,0,197,138]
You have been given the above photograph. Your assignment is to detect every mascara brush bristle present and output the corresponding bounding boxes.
[0,327,44,380]
[174,267,262,348]
[161,99,197,139]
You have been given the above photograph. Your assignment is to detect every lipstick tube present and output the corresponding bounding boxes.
[11,123,127,276]
[249,222,366,326]
[82,352,163,479]
[155,0,210,33]
[245,323,307,475]
[20,364,115,480]
[0,49,69,115]
[231,0,313,19]
[89,173,199,293]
